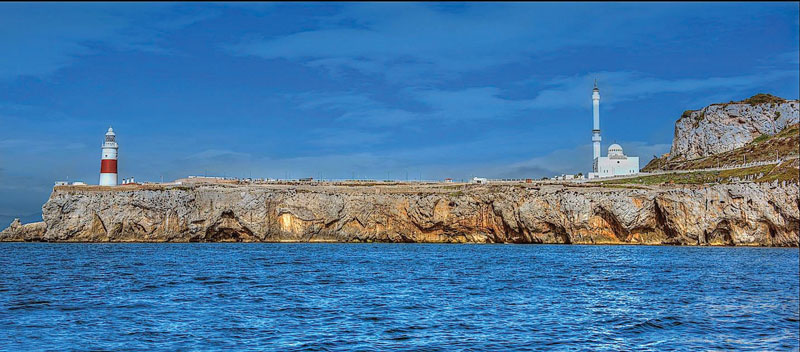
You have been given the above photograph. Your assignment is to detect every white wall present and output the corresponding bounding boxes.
[596,157,639,177]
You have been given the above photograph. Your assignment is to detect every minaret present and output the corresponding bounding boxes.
[591,81,601,172]
[99,127,118,186]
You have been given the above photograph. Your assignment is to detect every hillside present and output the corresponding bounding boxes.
[643,123,799,172]
[667,94,798,161]
[643,94,799,175]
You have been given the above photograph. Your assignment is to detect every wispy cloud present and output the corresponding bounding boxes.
[183,149,251,161]
[310,129,390,147]
[290,69,798,126]
[227,3,679,81]
[0,3,218,79]
[227,3,791,84]
[290,91,418,126]
[0,139,86,152]
[523,70,799,111]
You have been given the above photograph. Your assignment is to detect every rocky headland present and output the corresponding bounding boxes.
[2,94,798,245]
[0,181,797,246]
[669,94,798,160]
[0,182,800,246]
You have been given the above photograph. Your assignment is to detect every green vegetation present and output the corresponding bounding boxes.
[709,93,788,107]
[741,93,786,105]
[751,133,770,144]
[598,184,651,190]
[609,161,798,186]
[643,124,799,172]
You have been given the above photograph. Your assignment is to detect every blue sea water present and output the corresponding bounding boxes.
[0,244,797,351]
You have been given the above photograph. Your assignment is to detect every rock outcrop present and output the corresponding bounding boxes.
[3,182,797,246]
[0,218,46,241]
[671,98,798,160]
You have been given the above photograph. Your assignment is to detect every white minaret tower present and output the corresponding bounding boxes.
[99,127,118,186]
[591,81,601,172]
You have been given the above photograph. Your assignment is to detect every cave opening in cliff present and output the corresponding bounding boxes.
[197,210,257,242]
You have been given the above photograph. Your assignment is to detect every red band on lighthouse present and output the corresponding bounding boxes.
[101,159,117,173]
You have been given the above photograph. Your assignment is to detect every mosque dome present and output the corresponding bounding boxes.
[608,144,624,157]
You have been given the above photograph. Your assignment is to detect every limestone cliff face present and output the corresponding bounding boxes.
[4,182,797,246]
[0,218,46,241]
[672,101,798,160]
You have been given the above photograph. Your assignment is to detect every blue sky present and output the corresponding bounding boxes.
[1,2,798,222]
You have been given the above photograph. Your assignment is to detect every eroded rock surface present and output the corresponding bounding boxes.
[3,182,797,246]
[672,101,799,160]
[0,219,46,241]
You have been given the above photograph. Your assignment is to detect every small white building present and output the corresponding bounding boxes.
[471,177,488,184]
[590,144,639,178]
[553,174,576,181]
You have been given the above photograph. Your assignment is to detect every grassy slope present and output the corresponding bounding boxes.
[643,123,799,172]
[609,158,798,185]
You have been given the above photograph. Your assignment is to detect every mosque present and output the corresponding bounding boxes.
[587,82,639,178]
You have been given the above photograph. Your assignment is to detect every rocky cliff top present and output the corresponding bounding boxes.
[671,95,798,160]
[2,181,797,246]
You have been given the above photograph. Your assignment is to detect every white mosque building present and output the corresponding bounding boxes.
[587,82,639,179]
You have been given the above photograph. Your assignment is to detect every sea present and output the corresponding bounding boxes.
[0,243,797,351]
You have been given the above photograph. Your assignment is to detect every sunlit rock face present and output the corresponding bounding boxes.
[3,182,796,246]
[672,101,799,160]
[0,218,46,241]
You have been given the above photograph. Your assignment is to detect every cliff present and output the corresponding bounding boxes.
[645,123,799,173]
[3,182,797,246]
[0,218,46,241]
[669,95,798,161]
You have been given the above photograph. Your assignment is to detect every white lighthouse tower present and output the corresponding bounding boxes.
[99,127,118,186]
[591,80,602,172]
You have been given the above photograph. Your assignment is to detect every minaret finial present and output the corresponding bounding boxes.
[594,78,597,89]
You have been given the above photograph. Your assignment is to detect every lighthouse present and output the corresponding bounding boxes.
[591,80,601,172]
[99,127,118,186]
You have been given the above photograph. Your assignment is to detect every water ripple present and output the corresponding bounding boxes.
[0,243,797,351]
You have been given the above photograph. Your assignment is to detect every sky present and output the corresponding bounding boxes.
[0,2,798,222]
